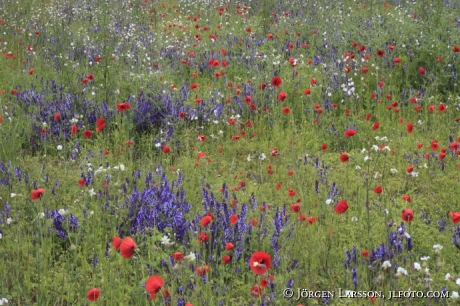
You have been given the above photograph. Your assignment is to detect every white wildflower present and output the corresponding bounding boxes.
[326,199,333,205]
[247,154,252,162]
[413,262,421,270]
[452,291,459,298]
[382,260,392,269]
[420,256,430,261]
[259,153,266,160]
[6,218,12,225]
[57,145,63,151]
[445,273,451,280]
[397,267,408,275]
[390,168,398,174]
[184,252,196,261]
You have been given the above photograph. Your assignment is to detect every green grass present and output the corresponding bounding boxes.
[0,0,460,305]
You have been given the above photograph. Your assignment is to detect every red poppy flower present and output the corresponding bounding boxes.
[225,242,234,251]
[406,122,413,134]
[439,103,446,113]
[303,88,311,95]
[393,57,401,63]
[249,251,271,275]
[287,188,296,197]
[260,278,269,288]
[163,145,170,154]
[197,152,206,159]
[376,49,384,57]
[249,218,259,227]
[145,275,164,300]
[78,179,85,187]
[112,236,122,250]
[120,237,136,259]
[290,204,301,213]
[419,67,425,75]
[339,152,349,163]
[271,76,282,87]
[54,113,60,121]
[428,105,435,112]
[172,252,184,261]
[116,103,131,112]
[96,117,106,132]
[198,231,209,243]
[70,125,78,135]
[222,255,231,264]
[86,288,101,302]
[449,142,458,151]
[402,194,412,203]
[401,208,414,222]
[372,122,380,131]
[334,199,348,214]
[344,130,356,138]
[310,78,317,86]
[83,130,92,139]
[200,215,212,227]
[361,250,370,258]
[431,140,439,151]
[307,216,318,225]
[450,212,460,224]
[230,214,238,225]
[232,136,241,141]
[453,45,460,53]
[31,188,45,200]
[321,143,328,151]
[82,78,89,84]
[190,83,198,90]
[278,92,287,102]
[373,186,382,194]
[196,265,210,275]
[250,285,262,298]
[282,107,290,114]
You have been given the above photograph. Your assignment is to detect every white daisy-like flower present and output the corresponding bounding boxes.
[445,273,451,280]
[456,278,460,286]
[433,244,443,250]
[88,188,96,197]
[184,252,196,261]
[364,156,369,162]
[351,216,358,221]
[390,168,398,174]
[421,256,430,261]
[452,291,459,298]
[259,153,266,160]
[397,267,408,275]
[57,145,63,151]
[382,261,392,269]
[413,262,421,270]
[326,199,333,205]
[410,172,419,177]
[361,148,367,153]
[58,209,68,216]
[355,165,361,170]
[6,218,12,225]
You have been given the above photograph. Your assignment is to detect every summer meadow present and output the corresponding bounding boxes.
[0,0,460,305]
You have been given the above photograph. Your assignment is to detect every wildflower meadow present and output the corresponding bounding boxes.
[1,0,460,305]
